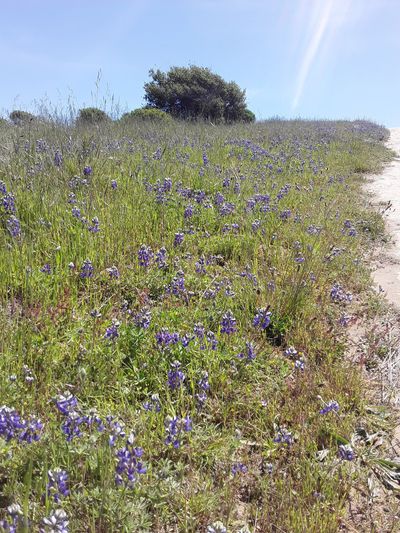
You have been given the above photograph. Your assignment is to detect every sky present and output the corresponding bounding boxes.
[1,0,400,126]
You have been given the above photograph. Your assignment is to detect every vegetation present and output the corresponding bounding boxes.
[76,107,110,125]
[120,108,172,123]
[9,109,36,125]
[144,65,255,122]
[0,117,392,532]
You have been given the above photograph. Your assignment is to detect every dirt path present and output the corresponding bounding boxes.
[367,128,400,306]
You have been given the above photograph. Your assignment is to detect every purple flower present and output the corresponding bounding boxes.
[206,331,218,350]
[134,309,151,329]
[40,263,52,275]
[88,216,100,233]
[18,415,44,443]
[319,400,339,415]
[231,462,248,476]
[0,504,23,533]
[338,444,355,461]
[1,193,16,213]
[143,394,161,413]
[111,180,118,190]
[55,393,78,416]
[284,346,298,358]
[79,259,94,279]
[46,469,69,503]
[253,308,271,330]
[220,310,237,335]
[194,323,205,340]
[164,415,192,448]
[138,244,153,268]
[330,283,352,303]
[83,166,92,176]
[106,265,120,279]
[156,247,168,269]
[167,360,185,390]
[115,433,146,489]
[274,428,293,445]
[237,341,256,362]
[184,204,194,219]
[156,329,180,349]
[196,371,210,408]
[174,232,184,247]
[104,322,120,341]
[54,150,63,167]
[0,405,43,443]
[6,216,21,238]
[195,255,206,274]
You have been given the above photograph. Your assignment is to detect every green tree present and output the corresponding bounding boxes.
[120,108,172,123]
[143,66,255,122]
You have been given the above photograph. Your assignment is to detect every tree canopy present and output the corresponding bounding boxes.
[143,66,255,122]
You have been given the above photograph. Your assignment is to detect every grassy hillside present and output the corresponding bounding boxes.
[0,117,391,532]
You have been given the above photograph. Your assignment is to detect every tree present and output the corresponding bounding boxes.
[143,66,255,122]
[76,107,109,125]
[120,108,172,123]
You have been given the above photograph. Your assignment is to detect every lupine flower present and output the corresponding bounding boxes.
[237,341,256,362]
[55,393,78,416]
[1,193,16,213]
[193,323,205,340]
[0,504,24,532]
[106,265,119,279]
[18,415,44,443]
[338,313,352,326]
[111,179,118,189]
[115,433,146,488]
[71,206,81,219]
[88,217,100,233]
[196,371,210,408]
[156,247,168,269]
[40,509,69,533]
[41,263,52,275]
[79,259,94,279]
[220,310,237,335]
[295,359,305,371]
[195,255,206,274]
[253,308,271,330]
[174,232,184,246]
[166,271,186,297]
[274,428,293,445]
[0,405,43,443]
[330,283,352,303]
[202,151,209,166]
[338,444,355,461]
[167,361,186,390]
[143,394,161,413]
[231,462,248,476]
[134,309,151,329]
[0,181,6,194]
[6,216,21,238]
[184,204,194,219]
[319,400,339,415]
[284,346,298,358]
[164,415,192,448]
[138,244,153,267]
[46,469,69,503]
[105,415,126,446]
[54,150,63,167]
[156,329,180,349]
[206,330,218,350]
[104,322,120,341]
[83,166,92,176]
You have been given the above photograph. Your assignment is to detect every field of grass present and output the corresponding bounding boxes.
[0,117,391,532]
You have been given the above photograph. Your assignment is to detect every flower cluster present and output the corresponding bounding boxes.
[164,415,192,448]
[0,405,43,444]
[253,308,272,330]
[115,433,147,488]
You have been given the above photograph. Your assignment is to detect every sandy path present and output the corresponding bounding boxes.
[367,128,400,307]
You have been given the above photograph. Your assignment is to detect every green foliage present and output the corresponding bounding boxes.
[144,65,254,122]
[0,117,392,531]
[120,107,172,123]
[243,108,256,122]
[9,109,36,125]
[76,107,110,125]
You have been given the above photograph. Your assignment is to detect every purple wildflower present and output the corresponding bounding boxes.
[274,428,293,445]
[319,400,339,415]
[106,265,120,279]
[253,308,272,330]
[164,415,192,448]
[46,469,69,503]
[40,509,69,533]
[167,361,186,390]
[88,216,100,233]
[1,193,16,213]
[231,462,248,476]
[156,247,168,269]
[220,310,237,335]
[111,180,118,190]
[156,329,180,349]
[174,232,184,247]
[138,244,153,267]
[6,216,21,238]
[104,322,120,341]
[79,259,94,279]
[54,150,63,167]
[134,309,151,329]
[83,166,92,176]
[143,394,161,413]
[115,433,146,489]
[338,444,355,461]
[40,263,52,275]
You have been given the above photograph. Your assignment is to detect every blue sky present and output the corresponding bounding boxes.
[1,0,399,125]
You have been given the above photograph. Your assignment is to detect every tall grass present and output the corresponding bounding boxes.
[0,116,391,532]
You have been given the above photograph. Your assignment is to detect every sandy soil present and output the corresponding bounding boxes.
[367,128,400,306]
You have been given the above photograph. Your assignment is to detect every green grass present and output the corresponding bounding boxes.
[0,117,392,532]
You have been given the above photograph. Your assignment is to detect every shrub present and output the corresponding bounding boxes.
[9,110,36,125]
[242,108,256,123]
[76,107,110,125]
[121,108,172,123]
